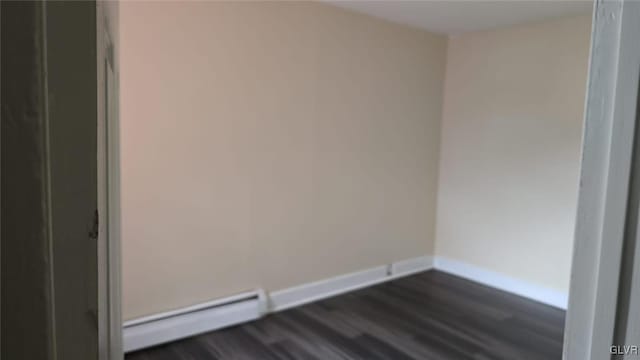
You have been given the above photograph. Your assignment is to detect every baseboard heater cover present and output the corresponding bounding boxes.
[123,255,569,353]
[123,255,435,352]
[123,289,267,353]
[268,256,434,312]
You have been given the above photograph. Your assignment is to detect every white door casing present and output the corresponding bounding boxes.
[97,2,122,359]
[564,1,640,359]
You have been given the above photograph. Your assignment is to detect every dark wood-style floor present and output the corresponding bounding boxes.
[126,270,565,360]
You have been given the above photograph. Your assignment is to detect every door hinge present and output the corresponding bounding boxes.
[89,209,99,240]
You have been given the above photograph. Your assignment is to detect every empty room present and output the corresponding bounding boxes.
[117,1,592,359]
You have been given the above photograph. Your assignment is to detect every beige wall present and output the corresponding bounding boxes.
[435,15,591,292]
[120,2,446,319]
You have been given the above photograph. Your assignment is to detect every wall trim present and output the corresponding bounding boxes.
[123,290,265,352]
[391,255,434,276]
[122,255,434,352]
[269,255,434,312]
[433,256,568,309]
[123,254,570,352]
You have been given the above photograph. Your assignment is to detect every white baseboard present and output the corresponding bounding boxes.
[123,254,568,353]
[269,255,434,312]
[433,256,568,309]
[391,255,434,277]
[123,256,434,352]
[123,290,265,352]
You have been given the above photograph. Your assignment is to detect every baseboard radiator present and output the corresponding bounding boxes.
[123,289,268,352]
[123,256,435,353]
[122,255,568,353]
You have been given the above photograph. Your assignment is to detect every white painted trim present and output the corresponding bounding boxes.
[391,255,434,277]
[434,257,568,309]
[123,290,265,352]
[607,4,640,358]
[269,266,387,312]
[123,290,264,328]
[97,2,122,359]
[269,256,434,312]
[123,301,261,353]
[564,2,640,359]
[123,256,434,352]
[123,254,584,353]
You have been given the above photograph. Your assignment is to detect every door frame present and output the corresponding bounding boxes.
[564,1,640,359]
[97,2,122,359]
[97,0,640,359]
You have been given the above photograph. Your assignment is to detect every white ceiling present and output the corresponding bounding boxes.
[325,1,593,35]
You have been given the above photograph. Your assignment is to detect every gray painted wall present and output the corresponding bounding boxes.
[1,2,55,359]
[2,1,100,359]
[45,2,99,359]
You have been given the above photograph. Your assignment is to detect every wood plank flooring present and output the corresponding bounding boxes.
[126,270,565,360]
